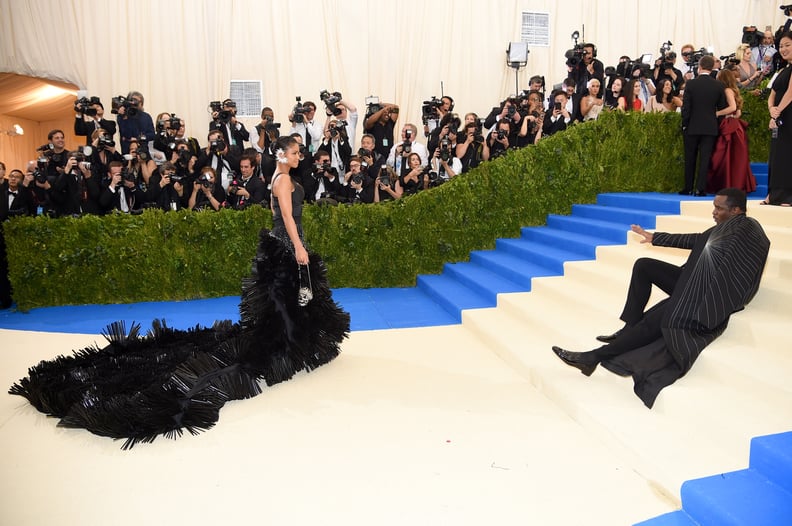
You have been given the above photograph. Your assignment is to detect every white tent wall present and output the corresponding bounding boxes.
[0,0,787,151]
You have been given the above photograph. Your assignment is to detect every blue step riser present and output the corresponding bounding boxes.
[415,276,468,321]
[571,204,659,228]
[495,240,569,274]
[749,431,792,494]
[443,264,522,303]
[468,252,539,288]
[546,215,628,243]
[521,228,600,258]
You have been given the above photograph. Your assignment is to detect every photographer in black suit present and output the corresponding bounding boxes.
[227,153,267,209]
[680,55,726,196]
[209,99,249,156]
[194,129,240,193]
[74,97,117,145]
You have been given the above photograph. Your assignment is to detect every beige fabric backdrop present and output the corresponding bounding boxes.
[0,0,787,167]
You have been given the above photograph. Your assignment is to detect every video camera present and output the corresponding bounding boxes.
[320,90,343,116]
[292,96,307,124]
[564,30,585,67]
[609,54,653,78]
[75,96,101,117]
[364,95,383,119]
[681,47,712,74]
[421,96,443,123]
[720,53,740,67]
[111,95,139,117]
[658,41,676,69]
[256,116,281,133]
[210,101,232,124]
[742,26,763,48]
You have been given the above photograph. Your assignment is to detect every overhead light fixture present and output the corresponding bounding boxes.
[2,124,24,136]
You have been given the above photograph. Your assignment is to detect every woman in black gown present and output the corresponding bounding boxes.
[766,32,792,206]
[9,135,350,448]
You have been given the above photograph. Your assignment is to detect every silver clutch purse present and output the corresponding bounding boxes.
[297,264,313,307]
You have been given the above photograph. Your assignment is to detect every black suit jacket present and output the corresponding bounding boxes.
[74,117,117,144]
[681,74,726,136]
[1,182,36,220]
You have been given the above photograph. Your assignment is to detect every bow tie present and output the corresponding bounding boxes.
[8,191,17,197]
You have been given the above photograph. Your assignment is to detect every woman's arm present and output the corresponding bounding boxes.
[716,89,737,117]
[770,78,792,120]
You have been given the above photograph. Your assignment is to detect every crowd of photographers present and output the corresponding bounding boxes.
[1,19,786,222]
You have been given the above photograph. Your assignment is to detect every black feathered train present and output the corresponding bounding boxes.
[9,229,350,449]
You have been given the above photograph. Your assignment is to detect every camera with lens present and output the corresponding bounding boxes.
[175,147,192,169]
[439,138,451,161]
[75,96,101,117]
[209,138,227,155]
[357,147,372,159]
[199,172,213,188]
[111,95,139,117]
[329,119,348,138]
[351,172,364,185]
[364,95,383,119]
[227,172,242,194]
[402,129,413,154]
[313,161,337,178]
[257,116,281,134]
[120,168,136,183]
[320,89,343,116]
[742,25,763,48]
[292,96,307,124]
[378,167,391,187]
[34,157,49,184]
[421,96,442,123]
[565,44,585,67]
[721,53,740,67]
[496,129,507,140]
[209,101,232,124]
[98,134,116,149]
[783,4,792,16]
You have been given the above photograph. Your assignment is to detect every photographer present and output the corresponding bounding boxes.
[288,99,323,153]
[209,99,249,156]
[317,117,352,174]
[518,90,545,143]
[483,119,513,160]
[374,166,402,202]
[40,129,69,182]
[99,160,141,214]
[753,30,777,76]
[537,90,571,142]
[357,134,385,175]
[398,152,429,196]
[339,156,374,204]
[387,124,428,176]
[52,149,101,216]
[568,43,605,95]
[151,112,182,165]
[124,138,157,190]
[189,166,226,211]
[321,91,359,150]
[679,44,698,80]
[115,91,155,155]
[227,154,266,209]
[428,129,462,185]
[303,150,341,204]
[148,162,188,211]
[194,129,240,193]
[250,107,280,155]
[363,100,400,158]
[87,129,123,180]
[422,95,454,137]
[427,113,461,156]
[174,119,202,158]
[457,119,485,173]
[653,49,684,93]
[74,97,117,145]
[483,97,522,130]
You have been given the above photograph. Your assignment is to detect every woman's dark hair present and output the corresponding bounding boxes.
[274,135,298,152]
[655,78,675,104]
[624,79,640,111]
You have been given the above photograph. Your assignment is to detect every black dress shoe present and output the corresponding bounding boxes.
[694,190,707,197]
[596,328,624,343]
[551,346,597,377]
[678,189,693,195]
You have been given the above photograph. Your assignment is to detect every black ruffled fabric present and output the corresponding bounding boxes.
[9,229,349,449]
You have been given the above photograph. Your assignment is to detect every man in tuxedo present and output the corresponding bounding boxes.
[210,99,249,156]
[194,129,241,193]
[227,154,266,209]
[74,97,117,145]
[680,54,726,196]
[551,189,770,408]
[1,168,36,308]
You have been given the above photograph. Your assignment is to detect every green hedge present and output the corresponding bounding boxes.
[4,108,760,310]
